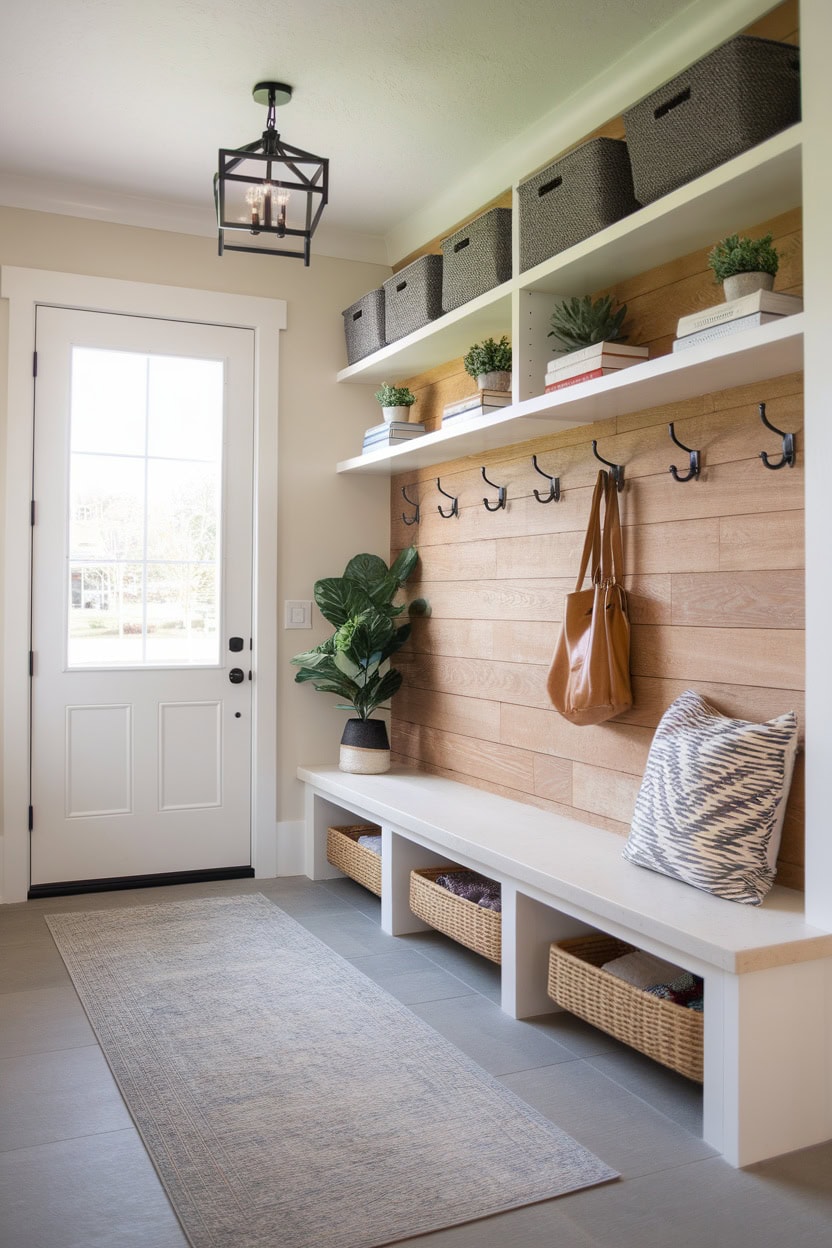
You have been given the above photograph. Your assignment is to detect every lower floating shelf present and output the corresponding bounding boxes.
[336,314,804,475]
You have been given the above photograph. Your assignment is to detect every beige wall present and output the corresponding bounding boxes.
[0,205,392,872]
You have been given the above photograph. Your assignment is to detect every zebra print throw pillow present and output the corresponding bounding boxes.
[623,690,798,905]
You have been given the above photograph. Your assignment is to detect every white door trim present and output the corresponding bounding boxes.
[1,266,286,902]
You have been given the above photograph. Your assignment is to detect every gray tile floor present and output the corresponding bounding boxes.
[1,875,831,1247]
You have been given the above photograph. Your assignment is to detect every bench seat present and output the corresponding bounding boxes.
[299,762,832,1168]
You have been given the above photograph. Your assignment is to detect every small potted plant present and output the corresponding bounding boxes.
[547,294,629,353]
[290,547,418,774]
[374,383,416,423]
[707,233,779,302]
[463,335,512,391]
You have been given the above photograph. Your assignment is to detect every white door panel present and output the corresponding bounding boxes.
[31,307,254,886]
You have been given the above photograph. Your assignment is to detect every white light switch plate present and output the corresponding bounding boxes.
[284,600,313,629]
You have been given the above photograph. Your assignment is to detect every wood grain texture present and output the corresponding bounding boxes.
[629,624,804,689]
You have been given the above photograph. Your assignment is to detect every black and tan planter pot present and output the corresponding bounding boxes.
[339,718,391,774]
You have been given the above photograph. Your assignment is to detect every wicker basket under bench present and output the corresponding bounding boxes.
[409,867,502,964]
[326,824,382,896]
[547,934,704,1082]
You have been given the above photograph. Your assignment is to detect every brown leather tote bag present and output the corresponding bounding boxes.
[547,469,633,725]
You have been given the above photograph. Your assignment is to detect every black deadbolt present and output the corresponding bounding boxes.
[229,668,245,684]
[229,637,244,652]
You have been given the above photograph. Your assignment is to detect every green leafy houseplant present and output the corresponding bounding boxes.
[463,335,512,379]
[290,547,418,721]
[707,233,779,283]
[374,383,416,407]
[547,295,629,353]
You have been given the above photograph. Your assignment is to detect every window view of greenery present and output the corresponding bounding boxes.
[68,348,223,666]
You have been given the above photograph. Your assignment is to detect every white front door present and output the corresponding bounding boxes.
[30,306,255,889]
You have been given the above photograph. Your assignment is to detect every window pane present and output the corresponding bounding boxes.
[146,459,220,563]
[145,564,219,664]
[68,564,144,666]
[70,349,147,456]
[69,455,145,561]
[147,357,223,461]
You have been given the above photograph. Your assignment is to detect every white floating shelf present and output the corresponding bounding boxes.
[335,126,802,388]
[336,315,804,475]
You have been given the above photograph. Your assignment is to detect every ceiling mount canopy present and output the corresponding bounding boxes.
[214,80,329,266]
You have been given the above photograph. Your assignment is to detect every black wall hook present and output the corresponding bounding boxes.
[531,454,561,503]
[436,477,459,519]
[401,485,420,526]
[668,423,701,483]
[591,440,624,491]
[758,402,796,470]
[481,467,507,511]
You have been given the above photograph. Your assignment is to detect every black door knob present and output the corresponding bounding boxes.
[229,637,244,652]
[229,668,245,684]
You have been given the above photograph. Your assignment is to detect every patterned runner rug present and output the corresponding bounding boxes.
[47,894,616,1248]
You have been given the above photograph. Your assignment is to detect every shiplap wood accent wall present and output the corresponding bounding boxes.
[390,203,805,887]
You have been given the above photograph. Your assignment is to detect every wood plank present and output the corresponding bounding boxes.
[719,510,804,571]
[630,624,804,690]
[572,763,641,825]
[616,372,801,433]
[492,620,557,665]
[500,702,653,775]
[405,538,498,581]
[405,617,495,659]
[622,457,803,527]
[407,578,567,622]
[395,687,500,742]
[392,719,536,792]
[401,654,552,711]
[615,675,805,739]
[532,753,574,804]
[671,570,804,628]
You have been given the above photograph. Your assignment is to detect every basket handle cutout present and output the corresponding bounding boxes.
[396,280,407,292]
[538,175,563,197]
[454,237,470,253]
[654,86,691,120]
[352,309,363,321]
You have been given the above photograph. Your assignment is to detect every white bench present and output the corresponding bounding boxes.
[299,763,832,1168]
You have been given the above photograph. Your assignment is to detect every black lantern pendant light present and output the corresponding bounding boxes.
[215,81,328,266]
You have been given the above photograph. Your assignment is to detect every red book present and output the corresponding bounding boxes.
[544,368,606,392]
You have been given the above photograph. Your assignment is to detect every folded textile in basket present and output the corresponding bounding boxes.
[645,971,704,1012]
[602,950,685,989]
[435,870,502,912]
[357,835,382,855]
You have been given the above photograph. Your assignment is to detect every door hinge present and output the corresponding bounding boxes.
[30,500,36,526]
[32,351,38,378]
[28,650,34,676]
[28,805,34,831]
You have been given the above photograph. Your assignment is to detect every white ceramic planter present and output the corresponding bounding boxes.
[381,405,411,423]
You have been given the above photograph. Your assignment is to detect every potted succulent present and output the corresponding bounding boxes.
[707,233,779,301]
[290,546,418,774]
[463,335,512,391]
[547,294,629,353]
[374,383,416,423]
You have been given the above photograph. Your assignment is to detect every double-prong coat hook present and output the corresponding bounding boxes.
[401,485,420,526]
[591,440,625,491]
[481,466,507,511]
[436,477,459,519]
[531,454,561,503]
[668,423,701,483]
[758,402,796,470]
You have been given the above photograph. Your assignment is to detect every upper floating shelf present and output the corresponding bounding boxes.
[336,314,804,475]
[336,125,802,387]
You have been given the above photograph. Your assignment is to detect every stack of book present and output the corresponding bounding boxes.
[441,388,512,427]
[362,420,425,453]
[673,290,803,352]
[544,342,649,392]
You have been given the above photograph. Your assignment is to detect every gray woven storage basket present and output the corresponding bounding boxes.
[342,287,385,364]
[441,207,512,313]
[518,138,639,273]
[623,34,800,205]
[383,254,444,342]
